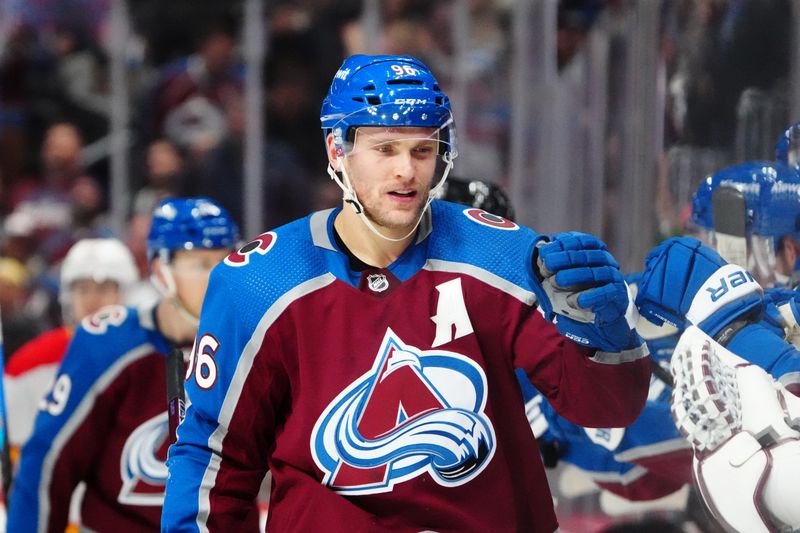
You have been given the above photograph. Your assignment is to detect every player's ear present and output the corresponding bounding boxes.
[326,132,342,171]
[788,237,800,267]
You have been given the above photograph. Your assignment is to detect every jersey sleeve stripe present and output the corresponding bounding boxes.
[587,464,647,485]
[612,438,691,463]
[423,259,535,306]
[310,208,337,250]
[778,371,800,390]
[36,343,155,533]
[589,344,649,365]
[196,273,336,532]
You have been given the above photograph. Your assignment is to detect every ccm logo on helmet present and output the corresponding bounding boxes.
[394,98,428,105]
[462,208,518,231]
[224,232,277,267]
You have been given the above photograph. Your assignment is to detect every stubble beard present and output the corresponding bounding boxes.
[362,192,429,232]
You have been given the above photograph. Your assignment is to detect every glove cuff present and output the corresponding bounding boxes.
[696,294,762,339]
[529,235,554,319]
[685,264,762,326]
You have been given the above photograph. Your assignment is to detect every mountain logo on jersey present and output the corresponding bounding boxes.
[118,412,170,506]
[310,328,496,495]
[462,208,518,230]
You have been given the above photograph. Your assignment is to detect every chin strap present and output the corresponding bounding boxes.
[326,152,454,243]
[150,258,200,328]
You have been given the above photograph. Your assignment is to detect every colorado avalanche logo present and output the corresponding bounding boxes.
[311,328,496,495]
[118,412,170,506]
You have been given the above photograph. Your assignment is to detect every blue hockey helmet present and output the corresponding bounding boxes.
[147,197,240,262]
[692,161,800,240]
[692,161,800,285]
[775,122,800,171]
[320,54,457,158]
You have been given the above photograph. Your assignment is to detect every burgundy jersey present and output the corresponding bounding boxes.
[163,201,650,532]
[8,305,172,532]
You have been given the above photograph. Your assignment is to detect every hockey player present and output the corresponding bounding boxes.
[775,121,800,171]
[691,160,800,289]
[635,236,800,532]
[161,54,651,532]
[7,197,240,532]
[3,238,139,461]
[520,161,800,515]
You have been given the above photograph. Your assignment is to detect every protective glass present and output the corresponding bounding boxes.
[699,228,781,287]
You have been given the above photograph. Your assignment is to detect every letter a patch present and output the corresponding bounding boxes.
[431,278,474,348]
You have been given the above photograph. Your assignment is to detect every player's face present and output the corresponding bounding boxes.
[170,248,229,318]
[70,279,121,322]
[343,126,439,233]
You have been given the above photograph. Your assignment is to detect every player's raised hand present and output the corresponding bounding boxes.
[635,237,763,339]
[532,232,642,353]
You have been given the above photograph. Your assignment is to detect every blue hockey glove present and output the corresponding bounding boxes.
[763,287,800,346]
[635,237,763,339]
[531,232,642,353]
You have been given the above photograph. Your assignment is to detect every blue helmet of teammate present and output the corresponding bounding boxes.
[692,161,800,240]
[147,197,240,262]
[775,122,800,171]
[320,54,457,159]
[692,161,800,285]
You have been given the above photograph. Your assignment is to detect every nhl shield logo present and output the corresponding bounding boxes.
[367,273,389,292]
[310,328,496,495]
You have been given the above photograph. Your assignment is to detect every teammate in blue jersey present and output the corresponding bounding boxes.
[161,54,651,532]
[635,161,800,530]
[7,197,240,532]
[692,159,800,289]
[520,161,800,529]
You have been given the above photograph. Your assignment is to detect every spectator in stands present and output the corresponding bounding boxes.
[7,122,103,236]
[0,256,40,356]
[127,138,186,276]
[147,21,244,156]
[198,101,312,230]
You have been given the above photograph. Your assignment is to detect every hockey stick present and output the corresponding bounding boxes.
[166,347,186,446]
[650,359,674,389]
[0,307,12,498]
[712,185,748,269]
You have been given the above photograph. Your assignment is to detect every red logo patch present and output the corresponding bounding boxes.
[224,231,277,267]
[463,208,518,230]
